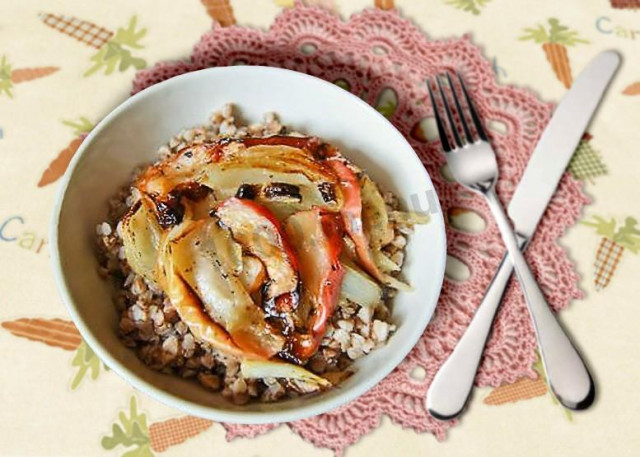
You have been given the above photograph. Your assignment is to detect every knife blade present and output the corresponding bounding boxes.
[427,50,620,420]
[509,50,620,237]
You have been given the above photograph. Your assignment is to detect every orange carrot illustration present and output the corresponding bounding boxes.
[582,215,640,290]
[201,0,236,26]
[38,135,86,187]
[38,117,93,187]
[0,55,59,98]
[610,0,640,10]
[39,13,113,49]
[520,18,588,88]
[102,397,215,455]
[375,0,395,9]
[39,14,147,77]
[1,318,82,351]
[38,136,85,187]
[622,81,640,95]
[149,416,214,452]
[10,66,59,83]
[594,238,624,290]
[484,377,547,405]
[2,316,108,388]
[542,42,572,88]
[485,354,572,420]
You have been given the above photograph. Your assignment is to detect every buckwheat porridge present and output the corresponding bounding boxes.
[96,104,428,404]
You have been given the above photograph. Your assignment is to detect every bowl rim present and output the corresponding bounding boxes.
[50,65,446,424]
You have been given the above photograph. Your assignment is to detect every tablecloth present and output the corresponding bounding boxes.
[1,0,639,456]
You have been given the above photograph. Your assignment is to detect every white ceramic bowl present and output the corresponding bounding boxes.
[51,66,446,423]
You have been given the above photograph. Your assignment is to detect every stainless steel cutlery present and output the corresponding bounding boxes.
[425,51,620,420]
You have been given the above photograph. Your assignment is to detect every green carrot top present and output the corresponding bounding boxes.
[101,396,151,456]
[520,18,589,46]
[111,15,147,49]
[62,116,94,136]
[582,215,640,253]
[84,16,147,77]
[445,0,492,16]
[0,55,11,79]
[0,55,14,98]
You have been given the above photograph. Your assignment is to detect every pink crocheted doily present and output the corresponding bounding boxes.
[132,5,588,455]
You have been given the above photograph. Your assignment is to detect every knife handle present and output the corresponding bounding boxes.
[426,248,516,420]
[427,238,595,421]
[510,254,596,411]
[484,186,596,414]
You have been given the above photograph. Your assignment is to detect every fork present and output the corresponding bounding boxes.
[425,72,594,419]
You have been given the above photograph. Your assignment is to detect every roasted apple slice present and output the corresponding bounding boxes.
[325,157,386,282]
[157,224,244,358]
[206,145,342,214]
[166,219,285,358]
[284,209,344,360]
[216,197,299,300]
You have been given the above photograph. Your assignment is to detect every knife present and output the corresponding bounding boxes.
[427,51,620,420]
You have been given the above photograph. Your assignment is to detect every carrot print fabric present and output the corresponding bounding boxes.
[0,1,639,457]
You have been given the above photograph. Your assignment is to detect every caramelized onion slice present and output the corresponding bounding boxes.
[360,174,394,249]
[240,359,332,391]
[121,197,163,283]
[206,166,341,215]
[135,140,344,217]
[339,258,382,308]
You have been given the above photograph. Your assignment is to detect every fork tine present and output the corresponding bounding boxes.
[436,76,463,148]
[446,72,473,144]
[427,78,452,153]
[457,72,488,142]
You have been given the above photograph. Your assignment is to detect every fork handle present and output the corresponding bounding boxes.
[427,246,520,420]
[484,189,595,410]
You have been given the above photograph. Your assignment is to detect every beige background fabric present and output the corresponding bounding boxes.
[1,0,639,455]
